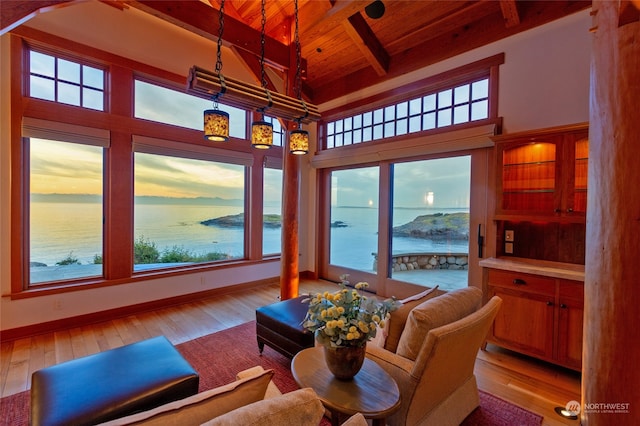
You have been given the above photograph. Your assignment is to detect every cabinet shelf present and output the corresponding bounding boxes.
[503,160,556,167]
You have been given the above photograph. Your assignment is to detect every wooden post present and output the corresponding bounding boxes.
[583,1,640,424]
[280,21,301,301]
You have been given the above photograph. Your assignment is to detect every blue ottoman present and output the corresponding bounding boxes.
[31,336,199,426]
[256,295,315,358]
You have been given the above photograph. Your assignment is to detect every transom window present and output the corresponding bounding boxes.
[28,50,105,111]
[326,78,489,149]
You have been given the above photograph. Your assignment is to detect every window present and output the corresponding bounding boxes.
[390,157,471,291]
[29,138,104,285]
[134,80,247,139]
[329,167,379,272]
[29,50,105,110]
[326,78,489,149]
[133,152,246,271]
[263,167,283,255]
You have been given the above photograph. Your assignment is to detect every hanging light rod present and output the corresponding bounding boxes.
[187,66,321,124]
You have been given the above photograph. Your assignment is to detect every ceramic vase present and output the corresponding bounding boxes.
[323,344,366,380]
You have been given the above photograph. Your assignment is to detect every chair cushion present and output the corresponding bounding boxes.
[396,286,482,361]
[382,286,440,353]
[202,388,324,426]
[98,369,274,425]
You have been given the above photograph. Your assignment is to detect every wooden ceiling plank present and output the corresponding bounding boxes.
[313,0,591,104]
[500,0,521,28]
[126,0,290,69]
[343,13,389,76]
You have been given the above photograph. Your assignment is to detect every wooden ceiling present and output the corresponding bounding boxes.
[2,0,591,105]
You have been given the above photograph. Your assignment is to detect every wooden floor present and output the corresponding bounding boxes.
[0,279,581,425]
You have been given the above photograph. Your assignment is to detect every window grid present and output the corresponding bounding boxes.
[28,50,105,111]
[325,78,490,149]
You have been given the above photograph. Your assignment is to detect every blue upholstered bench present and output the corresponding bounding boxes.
[30,336,199,426]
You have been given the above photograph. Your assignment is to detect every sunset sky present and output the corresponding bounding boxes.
[31,137,470,209]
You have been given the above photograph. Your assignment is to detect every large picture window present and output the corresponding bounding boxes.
[133,152,246,271]
[134,80,247,139]
[29,138,104,284]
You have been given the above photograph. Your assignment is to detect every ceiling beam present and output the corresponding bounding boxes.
[313,0,591,104]
[126,0,291,69]
[298,0,370,46]
[343,12,389,76]
[0,0,71,35]
[499,0,521,28]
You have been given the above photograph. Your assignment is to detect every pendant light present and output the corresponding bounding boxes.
[204,0,230,142]
[251,0,273,149]
[289,0,309,155]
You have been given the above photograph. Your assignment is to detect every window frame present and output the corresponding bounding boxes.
[10,39,284,295]
[315,55,503,295]
[319,54,503,151]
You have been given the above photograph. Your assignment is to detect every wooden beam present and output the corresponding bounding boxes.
[187,66,320,123]
[230,46,279,92]
[0,0,71,35]
[313,0,591,104]
[298,0,369,47]
[499,0,521,28]
[343,12,389,76]
[126,0,291,69]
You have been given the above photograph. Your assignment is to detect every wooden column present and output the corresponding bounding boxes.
[584,1,640,424]
[280,139,300,300]
[280,29,301,300]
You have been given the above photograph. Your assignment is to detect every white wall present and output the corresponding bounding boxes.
[1,6,592,332]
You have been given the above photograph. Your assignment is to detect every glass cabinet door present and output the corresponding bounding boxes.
[500,141,557,213]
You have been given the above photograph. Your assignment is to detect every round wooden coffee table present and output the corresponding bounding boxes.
[291,346,401,426]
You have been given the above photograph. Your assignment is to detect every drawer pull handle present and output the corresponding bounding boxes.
[560,303,567,309]
[547,301,554,306]
[513,278,527,286]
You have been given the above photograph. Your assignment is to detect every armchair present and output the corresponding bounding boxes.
[366,287,502,426]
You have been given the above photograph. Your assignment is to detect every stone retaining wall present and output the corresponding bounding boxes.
[373,253,469,272]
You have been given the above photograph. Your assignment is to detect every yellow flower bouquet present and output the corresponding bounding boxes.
[302,275,400,348]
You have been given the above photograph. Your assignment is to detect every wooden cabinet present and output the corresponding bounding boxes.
[493,124,589,222]
[485,269,583,370]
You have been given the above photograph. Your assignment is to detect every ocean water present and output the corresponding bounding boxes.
[29,202,469,272]
[330,206,469,271]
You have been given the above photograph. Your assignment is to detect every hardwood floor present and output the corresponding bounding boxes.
[0,279,581,425]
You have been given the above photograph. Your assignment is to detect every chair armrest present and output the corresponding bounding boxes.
[366,345,416,380]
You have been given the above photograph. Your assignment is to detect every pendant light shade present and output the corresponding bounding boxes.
[204,108,230,141]
[289,128,309,155]
[251,120,273,149]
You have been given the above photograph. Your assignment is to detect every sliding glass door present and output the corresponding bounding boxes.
[390,156,471,291]
[328,167,379,275]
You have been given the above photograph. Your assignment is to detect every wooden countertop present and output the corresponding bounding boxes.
[479,257,585,282]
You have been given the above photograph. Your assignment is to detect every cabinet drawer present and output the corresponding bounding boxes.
[487,269,555,295]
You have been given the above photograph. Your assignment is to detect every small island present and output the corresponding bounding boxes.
[201,213,349,229]
[392,212,469,240]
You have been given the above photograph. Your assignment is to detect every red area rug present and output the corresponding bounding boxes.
[0,321,542,425]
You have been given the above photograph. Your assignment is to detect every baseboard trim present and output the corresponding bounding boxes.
[1,278,278,343]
